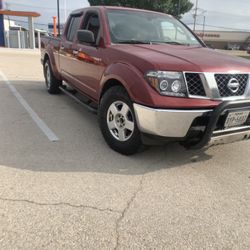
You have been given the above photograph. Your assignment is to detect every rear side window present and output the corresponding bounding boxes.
[66,16,81,41]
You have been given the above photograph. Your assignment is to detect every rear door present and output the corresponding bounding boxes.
[59,13,82,87]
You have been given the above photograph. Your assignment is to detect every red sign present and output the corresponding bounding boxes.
[196,33,220,38]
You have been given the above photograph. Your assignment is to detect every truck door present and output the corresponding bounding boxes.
[59,13,82,88]
[70,11,106,101]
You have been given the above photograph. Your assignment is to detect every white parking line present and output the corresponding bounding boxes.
[0,70,59,142]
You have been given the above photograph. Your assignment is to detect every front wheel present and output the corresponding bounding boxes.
[98,86,143,155]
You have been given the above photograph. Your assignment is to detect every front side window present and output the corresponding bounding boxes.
[66,16,81,41]
[107,10,201,46]
[82,13,100,42]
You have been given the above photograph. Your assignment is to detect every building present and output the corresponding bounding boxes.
[0,9,40,48]
[3,18,46,49]
[4,19,22,31]
[195,30,250,50]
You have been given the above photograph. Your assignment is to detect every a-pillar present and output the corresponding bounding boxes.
[28,16,35,49]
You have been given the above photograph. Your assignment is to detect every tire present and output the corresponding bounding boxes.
[44,59,61,94]
[98,86,143,155]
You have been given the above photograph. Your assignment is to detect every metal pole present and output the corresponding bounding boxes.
[17,30,21,48]
[203,15,206,37]
[64,0,66,23]
[37,31,41,49]
[193,0,198,31]
[57,0,60,36]
[6,31,10,48]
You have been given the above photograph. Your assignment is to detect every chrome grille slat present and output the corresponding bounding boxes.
[215,74,248,97]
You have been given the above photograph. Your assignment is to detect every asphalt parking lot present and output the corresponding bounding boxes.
[0,49,249,249]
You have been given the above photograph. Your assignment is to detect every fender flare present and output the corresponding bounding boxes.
[43,47,61,80]
[99,62,154,105]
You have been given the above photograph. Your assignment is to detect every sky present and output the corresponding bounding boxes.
[2,0,250,32]
[183,0,250,31]
[2,0,90,29]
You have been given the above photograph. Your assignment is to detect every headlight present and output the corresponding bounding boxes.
[145,71,187,97]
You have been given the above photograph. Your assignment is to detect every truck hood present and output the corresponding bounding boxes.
[113,44,250,73]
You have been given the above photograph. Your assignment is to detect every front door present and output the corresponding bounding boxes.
[70,11,106,101]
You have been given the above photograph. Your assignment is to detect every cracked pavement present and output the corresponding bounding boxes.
[0,49,249,249]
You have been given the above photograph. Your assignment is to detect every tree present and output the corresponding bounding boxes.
[88,0,193,17]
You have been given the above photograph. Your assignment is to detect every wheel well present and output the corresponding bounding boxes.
[44,54,49,65]
[43,54,50,77]
[100,79,128,99]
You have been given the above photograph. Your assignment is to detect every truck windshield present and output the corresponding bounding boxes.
[107,10,201,46]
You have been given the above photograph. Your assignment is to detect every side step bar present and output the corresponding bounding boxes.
[59,86,98,114]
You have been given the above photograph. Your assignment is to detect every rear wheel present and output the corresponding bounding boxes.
[99,86,143,155]
[44,60,61,94]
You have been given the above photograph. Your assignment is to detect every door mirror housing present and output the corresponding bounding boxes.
[77,30,95,44]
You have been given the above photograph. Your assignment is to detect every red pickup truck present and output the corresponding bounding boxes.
[41,6,250,155]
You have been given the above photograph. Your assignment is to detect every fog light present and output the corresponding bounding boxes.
[159,80,169,91]
[171,80,182,93]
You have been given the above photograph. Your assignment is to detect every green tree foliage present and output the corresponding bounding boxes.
[88,0,193,17]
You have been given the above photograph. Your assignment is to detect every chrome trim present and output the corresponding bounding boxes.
[203,72,221,99]
[183,72,191,97]
[213,125,250,135]
[244,74,250,97]
[133,103,212,137]
[208,130,250,147]
[199,73,213,99]
[184,71,250,101]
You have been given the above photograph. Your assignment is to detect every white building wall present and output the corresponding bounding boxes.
[3,19,17,31]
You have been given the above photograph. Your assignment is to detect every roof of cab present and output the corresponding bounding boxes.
[70,6,171,17]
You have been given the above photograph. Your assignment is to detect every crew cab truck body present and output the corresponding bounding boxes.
[41,6,250,155]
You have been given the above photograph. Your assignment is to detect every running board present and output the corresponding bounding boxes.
[59,86,98,114]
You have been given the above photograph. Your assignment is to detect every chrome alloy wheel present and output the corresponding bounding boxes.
[45,62,51,89]
[107,101,135,142]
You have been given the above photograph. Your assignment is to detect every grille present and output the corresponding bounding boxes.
[215,74,249,97]
[185,73,206,97]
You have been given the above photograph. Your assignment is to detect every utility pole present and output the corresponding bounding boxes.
[193,0,198,31]
[177,0,181,17]
[57,0,60,36]
[202,15,206,37]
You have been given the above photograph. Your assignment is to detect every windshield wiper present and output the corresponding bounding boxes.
[116,40,194,46]
[150,41,190,46]
[165,41,188,45]
[116,40,151,44]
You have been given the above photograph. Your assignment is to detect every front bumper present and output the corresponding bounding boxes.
[133,100,250,148]
[133,103,212,138]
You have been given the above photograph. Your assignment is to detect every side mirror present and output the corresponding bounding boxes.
[77,30,95,44]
